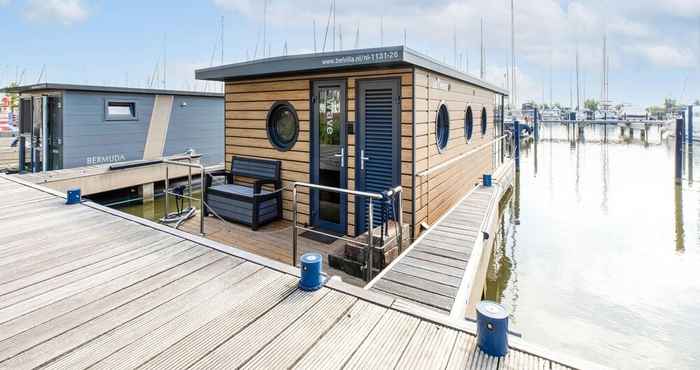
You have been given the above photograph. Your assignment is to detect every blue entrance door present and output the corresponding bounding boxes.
[311,80,348,233]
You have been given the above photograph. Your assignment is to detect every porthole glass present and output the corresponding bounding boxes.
[481,107,488,136]
[436,103,449,152]
[465,106,473,141]
[267,102,299,151]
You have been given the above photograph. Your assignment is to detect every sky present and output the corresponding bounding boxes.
[1,0,699,108]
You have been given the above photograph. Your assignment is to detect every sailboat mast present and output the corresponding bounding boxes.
[263,0,267,57]
[576,46,580,110]
[480,17,485,79]
[453,25,457,67]
[510,0,516,108]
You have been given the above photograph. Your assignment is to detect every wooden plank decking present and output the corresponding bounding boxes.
[0,174,594,370]
[368,185,499,318]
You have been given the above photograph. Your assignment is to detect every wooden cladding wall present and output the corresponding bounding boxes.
[413,67,500,236]
[224,67,413,236]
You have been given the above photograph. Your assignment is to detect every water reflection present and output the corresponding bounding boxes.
[485,122,700,369]
[675,184,685,254]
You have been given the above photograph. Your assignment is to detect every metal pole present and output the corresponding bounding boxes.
[187,156,193,209]
[514,119,521,171]
[18,136,25,174]
[396,189,403,254]
[292,186,298,267]
[367,200,374,282]
[200,166,205,235]
[675,118,684,185]
[688,105,694,144]
[164,165,170,218]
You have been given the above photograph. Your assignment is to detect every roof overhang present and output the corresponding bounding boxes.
[2,83,224,98]
[196,46,509,96]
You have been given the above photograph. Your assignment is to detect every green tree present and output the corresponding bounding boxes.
[584,99,598,111]
[693,99,700,106]
[5,82,19,110]
[664,98,679,113]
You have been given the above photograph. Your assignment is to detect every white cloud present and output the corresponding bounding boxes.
[24,0,89,26]
[630,44,695,68]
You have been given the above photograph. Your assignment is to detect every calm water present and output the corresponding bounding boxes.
[485,123,700,369]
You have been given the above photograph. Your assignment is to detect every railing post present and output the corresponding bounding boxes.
[164,165,170,218]
[292,186,298,267]
[200,165,205,235]
[18,136,25,174]
[396,189,403,254]
[187,155,193,209]
[367,199,374,282]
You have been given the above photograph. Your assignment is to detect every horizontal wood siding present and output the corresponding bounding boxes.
[225,67,413,234]
[413,67,501,236]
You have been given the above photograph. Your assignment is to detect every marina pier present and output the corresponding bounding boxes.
[0,174,599,369]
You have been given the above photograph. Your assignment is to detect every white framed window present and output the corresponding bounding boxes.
[105,100,137,121]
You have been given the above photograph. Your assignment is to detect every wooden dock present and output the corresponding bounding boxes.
[367,185,500,320]
[12,156,223,196]
[0,174,601,370]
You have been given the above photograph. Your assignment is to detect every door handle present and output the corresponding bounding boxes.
[333,147,345,168]
[360,149,370,170]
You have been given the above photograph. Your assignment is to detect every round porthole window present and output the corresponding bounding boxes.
[465,106,474,142]
[267,101,299,151]
[436,103,450,152]
[481,107,488,136]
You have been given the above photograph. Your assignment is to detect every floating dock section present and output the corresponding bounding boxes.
[368,161,514,320]
[0,174,599,369]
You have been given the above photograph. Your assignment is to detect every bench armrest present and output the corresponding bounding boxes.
[253,178,280,195]
[206,170,233,188]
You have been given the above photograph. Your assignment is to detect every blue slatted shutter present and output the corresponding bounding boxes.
[358,80,399,232]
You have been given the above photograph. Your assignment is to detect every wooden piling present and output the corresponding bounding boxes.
[675,118,684,184]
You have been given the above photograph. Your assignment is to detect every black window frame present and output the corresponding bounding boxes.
[104,100,137,121]
[435,102,450,152]
[266,101,300,151]
[465,105,474,142]
[481,106,488,136]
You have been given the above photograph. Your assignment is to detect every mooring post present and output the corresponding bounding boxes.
[675,118,684,184]
[533,108,539,141]
[514,119,521,172]
[688,105,694,144]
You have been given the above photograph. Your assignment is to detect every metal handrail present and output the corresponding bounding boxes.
[292,182,403,282]
[417,134,510,178]
[163,157,206,235]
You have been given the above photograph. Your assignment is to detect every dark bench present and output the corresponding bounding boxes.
[204,156,282,230]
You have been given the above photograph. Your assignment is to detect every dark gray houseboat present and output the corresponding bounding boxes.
[7,83,224,171]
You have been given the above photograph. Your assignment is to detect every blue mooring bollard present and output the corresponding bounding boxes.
[299,253,326,291]
[476,301,509,357]
[483,174,492,187]
[66,188,81,205]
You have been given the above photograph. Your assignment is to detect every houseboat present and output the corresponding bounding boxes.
[195,46,511,242]
[5,83,224,172]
